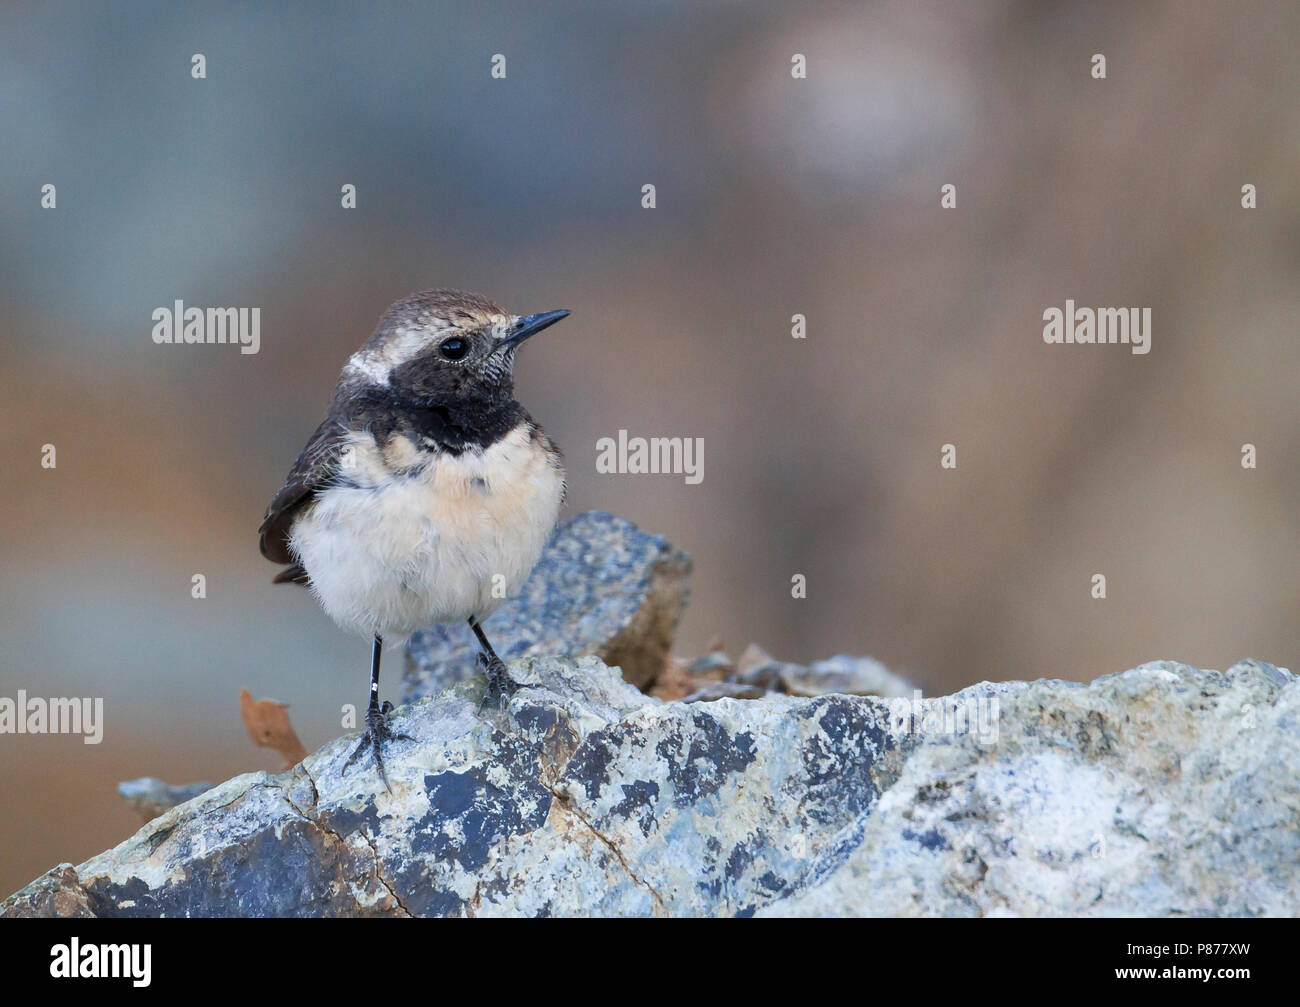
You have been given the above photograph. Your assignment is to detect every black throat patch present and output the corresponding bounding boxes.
[343,384,524,455]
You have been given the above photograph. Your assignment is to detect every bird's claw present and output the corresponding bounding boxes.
[476,653,519,713]
[343,700,412,793]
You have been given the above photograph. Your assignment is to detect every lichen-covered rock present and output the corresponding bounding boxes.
[782,654,914,699]
[762,659,1299,917]
[658,643,915,702]
[118,778,215,824]
[3,865,97,918]
[404,511,690,697]
[4,657,1296,918]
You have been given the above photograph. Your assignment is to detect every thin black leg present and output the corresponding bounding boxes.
[368,634,383,711]
[469,616,517,710]
[468,617,500,663]
[343,633,411,792]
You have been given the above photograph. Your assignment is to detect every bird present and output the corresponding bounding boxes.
[258,289,570,789]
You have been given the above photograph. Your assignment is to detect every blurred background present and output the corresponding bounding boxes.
[2,0,1297,896]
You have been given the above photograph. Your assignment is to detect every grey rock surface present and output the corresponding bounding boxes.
[118,778,215,823]
[404,511,690,697]
[660,643,915,702]
[783,654,914,699]
[4,656,1295,918]
[764,658,1300,917]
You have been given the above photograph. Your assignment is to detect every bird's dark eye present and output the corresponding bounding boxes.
[439,337,469,361]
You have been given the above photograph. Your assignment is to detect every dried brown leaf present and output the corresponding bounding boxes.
[239,688,308,769]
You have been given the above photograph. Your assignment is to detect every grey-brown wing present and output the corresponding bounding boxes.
[258,417,347,574]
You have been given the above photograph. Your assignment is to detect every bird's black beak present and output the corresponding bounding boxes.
[502,309,570,349]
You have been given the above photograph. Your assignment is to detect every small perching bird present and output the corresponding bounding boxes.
[259,290,570,789]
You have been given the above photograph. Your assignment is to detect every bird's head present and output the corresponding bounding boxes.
[343,289,569,405]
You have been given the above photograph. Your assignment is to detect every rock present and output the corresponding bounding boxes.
[681,681,767,703]
[4,656,1296,918]
[118,778,215,824]
[729,641,800,692]
[646,657,695,701]
[732,662,786,691]
[3,865,96,918]
[734,643,775,677]
[404,511,690,697]
[685,651,733,676]
[781,654,915,699]
[672,643,915,701]
[762,659,1300,917]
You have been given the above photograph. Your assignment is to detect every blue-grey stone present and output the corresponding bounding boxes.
[3,657,1297,918]
[118,778,215,823]
[403,510,691,698]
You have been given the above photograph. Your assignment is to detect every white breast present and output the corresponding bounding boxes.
[289,424,564,639]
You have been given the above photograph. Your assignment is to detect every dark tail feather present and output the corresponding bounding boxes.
[272,563,310,586]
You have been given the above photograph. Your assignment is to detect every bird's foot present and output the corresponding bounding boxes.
[477,653,519,713]
[343,701,412,793]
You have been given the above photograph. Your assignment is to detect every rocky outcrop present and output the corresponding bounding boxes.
[118,778,215,824]
[404,511,690,696]
[763,658,1298,916]
[655,643,915,703]
[5,656,1296,917]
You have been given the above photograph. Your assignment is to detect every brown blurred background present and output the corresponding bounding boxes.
[2,0,1297,897]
